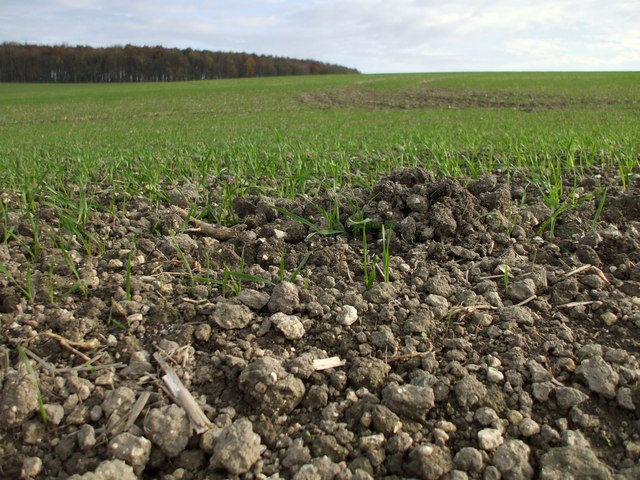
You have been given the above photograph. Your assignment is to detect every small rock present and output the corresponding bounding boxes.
[239,356,305,415]
[102,387,137,418]
[236,289,270,311]
[371,404,403,436]
[0,365,38,428]
[507,279,537,303]
[454,447,484,472]
[67,459,137,480]
[348,357,391,391]
[363,282,397,303]
[500,305,535,326]
[20,456,43,479]
[600,311,618,326]
[107,432,151,475]
[555,387,590,410]
[407,444,453,480]
[486,367,504,383]
[519,418,541,437]
[43,403,65,425]
[337,305,358,326]
[210,418,265,475]
[539,446,613,479]
[271,312,305,339]
[617,387,636,410]
[491,439,533,480]
[454,375,488,409]
[575,355,619,398]
[382,382,435,422]
[267,281,300,314]
[143,404,192,458]
[212,303,254,329]
[478,428,503,451]
[77,424,96,450]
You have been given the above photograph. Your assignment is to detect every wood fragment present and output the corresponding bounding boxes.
[22,348,56,374]
[153,352,213,434]
[42,331,100,363]
[121,391,151,434]
[559,301,598,308]
[564,264,610,284]
[515,295,537,307]
[313,357,346,371]
[170,205,240,241]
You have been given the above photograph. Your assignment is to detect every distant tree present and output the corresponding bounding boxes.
[0,42,360,82]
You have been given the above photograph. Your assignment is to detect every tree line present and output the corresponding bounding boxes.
[0,42,359,82]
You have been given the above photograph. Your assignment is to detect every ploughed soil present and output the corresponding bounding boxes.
[1,167,639,479]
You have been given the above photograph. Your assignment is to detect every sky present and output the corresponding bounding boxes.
[1,0,638,73]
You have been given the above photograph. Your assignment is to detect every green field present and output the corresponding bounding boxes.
[1,72,639,222]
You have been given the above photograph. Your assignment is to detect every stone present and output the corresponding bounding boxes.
[406,444,453,480]
[102,386,136,418]
[267,281,300,314]
[454,375,488,409]
[77,424,96,450]
[143,404,192,458]
[555,387,589,410]
[539,446,612,480]
[491,439,533,479]
[371,404,402,436]
[499,305,535,326]
[0,365,38,428]
[239,356,305,415]
[236,289,270,311]
[382,382,435,422]
[348,357,390,391]
[519,418,540,437]
[575,355,619,398]
[478,428,503,451]
[107,432,151,475]
[271,312,305,339]
[311,434,349,462]
[43,403,65,425]
[507,279,537,303]
[212,302,253,329]
[363,282,397,303]
[337,305,358,326]
[67,459,137,480]
[20,457,43,479]
[210,419,265,475]
[453,447,483,472]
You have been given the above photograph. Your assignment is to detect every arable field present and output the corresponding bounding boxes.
[0,73,639,479]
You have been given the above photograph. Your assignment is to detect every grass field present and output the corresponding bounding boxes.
[1,72,639,223]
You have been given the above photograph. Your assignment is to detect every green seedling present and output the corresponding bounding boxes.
[591,187,607,230]
[271,205,345,240]
[362,228,376,290]
[381,224,392,283]
[170,229,195,291]
[17,347,48,424]
[0,262,35,302]
[289,251,312,283]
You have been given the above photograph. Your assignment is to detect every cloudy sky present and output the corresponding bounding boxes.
[1,0,638,73]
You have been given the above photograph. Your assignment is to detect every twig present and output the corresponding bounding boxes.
[515,295,537,307]
[153,351,213,434]
[22,348,57,374]
[121,391,151,434]
[170,206,240,241]
[42,331,100,363]
[313,357,345,371]
[564,264,609,284]
[559,301,598,309]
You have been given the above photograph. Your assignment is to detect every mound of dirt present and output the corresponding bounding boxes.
[1,168,639,479]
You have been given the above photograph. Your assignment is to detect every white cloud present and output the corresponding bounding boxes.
[0,0,638,72]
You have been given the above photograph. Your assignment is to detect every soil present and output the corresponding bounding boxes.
[301,86,635,111]
[1,167,639,479]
